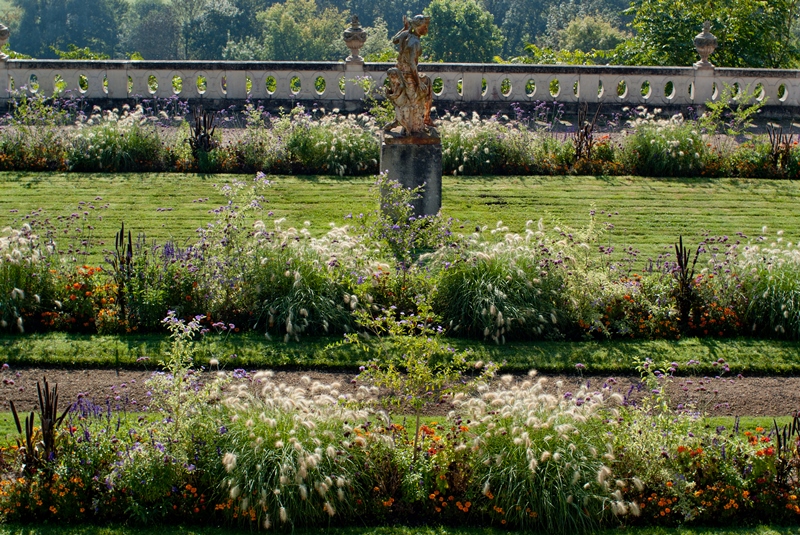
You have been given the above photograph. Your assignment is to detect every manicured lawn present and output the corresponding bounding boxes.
[2,333,800,375]
[2,173,800,262]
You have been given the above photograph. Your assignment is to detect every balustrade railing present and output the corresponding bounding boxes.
[1,59,799,110]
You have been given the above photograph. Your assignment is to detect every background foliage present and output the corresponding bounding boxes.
[4,0,799,66]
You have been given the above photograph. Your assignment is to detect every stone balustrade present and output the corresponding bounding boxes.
[2,59,799,114]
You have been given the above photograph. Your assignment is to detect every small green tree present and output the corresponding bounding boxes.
[698,83,768,137]
[224,0,350,61]
[361,17,395,61]
[423,0,505,63]
[558,14,629,52]
[343,302,497,460]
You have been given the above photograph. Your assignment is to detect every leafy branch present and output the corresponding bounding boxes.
[338,301,496,461]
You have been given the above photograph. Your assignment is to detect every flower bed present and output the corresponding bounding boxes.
[0,329,797,531]
[2,173,800,345]
[1,91,799,178]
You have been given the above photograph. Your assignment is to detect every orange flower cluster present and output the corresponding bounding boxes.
[644,492,678,519]
[455,500,471,512]
[787,494,800,515]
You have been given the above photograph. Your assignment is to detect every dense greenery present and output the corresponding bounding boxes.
[613,0,800,68]
[4,0,799,66]
[423,0,504,63]
[10,0,127,58]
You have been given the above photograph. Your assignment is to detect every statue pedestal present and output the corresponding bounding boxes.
[379,129,442,218]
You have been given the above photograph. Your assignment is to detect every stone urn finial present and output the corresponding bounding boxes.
[343,15,367,64]
[0,24,10,61]
[693,21,717,69]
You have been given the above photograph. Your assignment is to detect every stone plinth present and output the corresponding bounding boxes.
[380,129,442,218]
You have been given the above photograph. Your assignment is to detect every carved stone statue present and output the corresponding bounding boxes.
[384,15,434,136]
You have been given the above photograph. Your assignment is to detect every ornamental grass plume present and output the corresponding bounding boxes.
[213,371,376,528]
[454,371,636,533]
[738,231,800,339]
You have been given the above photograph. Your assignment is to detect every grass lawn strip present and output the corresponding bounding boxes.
[2,173,800,262]
[2,333,799,375]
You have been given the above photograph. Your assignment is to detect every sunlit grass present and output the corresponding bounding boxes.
[2,332,800,375]
[2,173,800,263]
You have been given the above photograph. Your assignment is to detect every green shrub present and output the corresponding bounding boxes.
[432,244,570,341]
[225,103,286,173]
[440,113,535,175]
[0,127,67,171]
[459,373,635,532]
[212,372,373,529]
[282,108,380,175]
[67,106,175,172]
[740,240,800,339]
[620,108,708,177]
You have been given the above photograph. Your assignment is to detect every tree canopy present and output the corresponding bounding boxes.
[11,0,127,58]
[223,0,349,61]
[614,0,800,68]
[5,0,800,68]
[423,0,504,63]
[558,15,629,53]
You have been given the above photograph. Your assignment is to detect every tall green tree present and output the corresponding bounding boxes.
[558,15,629,52]
[121,0,180,59]
[224,0,350,61]
[497,0,546,57]
[328,0,429,29]
[423,0,505,62]
[11,0,128,58]
[171,0,238,60]
[615,0,800,68]
[540,0,628,48]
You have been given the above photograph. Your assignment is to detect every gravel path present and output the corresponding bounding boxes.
[1,367,799,417]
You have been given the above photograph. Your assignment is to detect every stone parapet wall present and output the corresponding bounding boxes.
[2,59,799,115]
